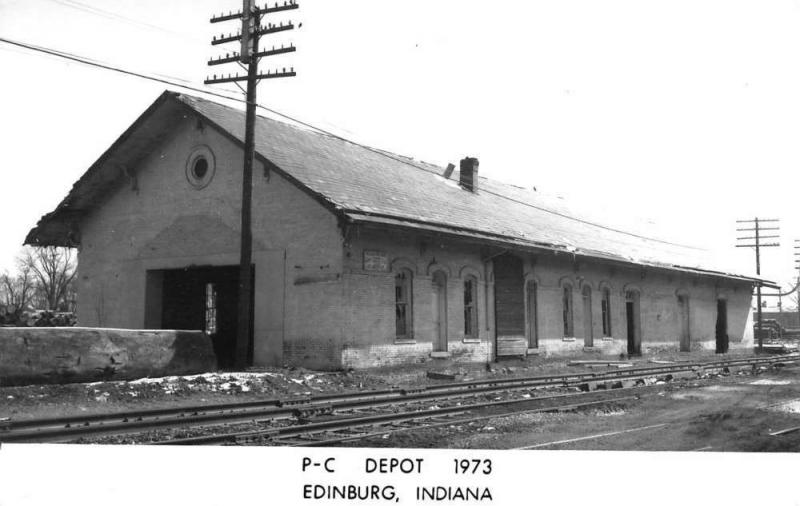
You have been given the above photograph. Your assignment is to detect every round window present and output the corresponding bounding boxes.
[192,157,209,179]
[185,146,215,189]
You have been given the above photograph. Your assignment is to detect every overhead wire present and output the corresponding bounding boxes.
[41,0,206,43]
[0,35,700,250]
[0,36,243,103]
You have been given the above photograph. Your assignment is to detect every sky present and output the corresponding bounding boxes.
[1,0,800,308]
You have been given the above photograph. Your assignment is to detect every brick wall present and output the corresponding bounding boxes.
[335,226,755,366]
[76,116,345,368]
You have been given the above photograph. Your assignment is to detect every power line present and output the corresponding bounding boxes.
[0,35,701,251]
[0,36,243,103]
[41,0,205,43]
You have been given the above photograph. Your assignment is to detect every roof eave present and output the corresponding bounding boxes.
[345,211,773,287]
[25,91,180,247]
[25,91,348,247]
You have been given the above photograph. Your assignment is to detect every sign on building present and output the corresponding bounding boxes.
[363,250,389,272]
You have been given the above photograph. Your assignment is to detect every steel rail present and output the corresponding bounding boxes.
[284,397,641,447]
[232,362,782,448]
[2,354,794,443]
[154,358,795,445]
[166,357,793,447]
[6,353,788,432]
[158,388,663,446]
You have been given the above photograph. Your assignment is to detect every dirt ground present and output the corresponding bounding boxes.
[0,349,741,421]
[354,363,800,452]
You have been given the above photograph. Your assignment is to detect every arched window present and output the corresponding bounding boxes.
[562,284,574,337]
[463,275,478,339]
[601,287,612,337]
[395,269,414,338]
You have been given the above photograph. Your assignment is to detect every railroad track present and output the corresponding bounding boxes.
[1,354,794,444]
[172,388,656,446]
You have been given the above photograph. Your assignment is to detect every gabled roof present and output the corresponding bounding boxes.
[26,91,775,287]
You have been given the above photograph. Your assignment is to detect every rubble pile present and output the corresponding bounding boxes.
[0,309,76,327]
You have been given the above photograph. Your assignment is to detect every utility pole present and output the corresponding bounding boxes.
[206,0,298,368]
[736,217,780,353]
[795,239,800,328]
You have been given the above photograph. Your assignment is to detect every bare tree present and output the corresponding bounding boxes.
[22,246,78,311]
[0,262,35,314]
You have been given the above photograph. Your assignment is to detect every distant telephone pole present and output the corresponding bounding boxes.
[795,239,800,328]
[206,0,298,368]
[736,217,780,352]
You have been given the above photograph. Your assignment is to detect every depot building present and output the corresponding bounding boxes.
[26,91,774,370]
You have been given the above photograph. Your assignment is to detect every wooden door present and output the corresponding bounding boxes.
[678,295,690,352]
[715,299,728,353]
[625,290,641,355]
[432,271,448,352]
[582,285,593,347]
[526,281,538,348]
[493,254,526,357]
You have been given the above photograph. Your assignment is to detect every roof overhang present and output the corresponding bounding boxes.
[345,212,778,289]
[25,91,340,247]
[25,92,198,247]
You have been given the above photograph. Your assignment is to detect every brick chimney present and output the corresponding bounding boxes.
[459,157,479,192]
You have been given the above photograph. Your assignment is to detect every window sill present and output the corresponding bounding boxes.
[394,339,417,345]
[462,339,481,344]
[562,337,576,342]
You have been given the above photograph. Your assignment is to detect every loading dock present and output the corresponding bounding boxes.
[150,266,253,368]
